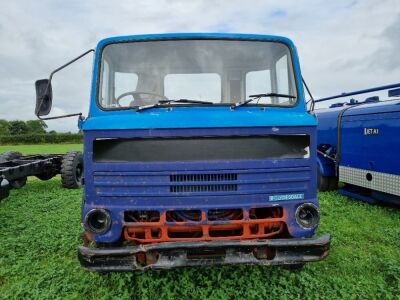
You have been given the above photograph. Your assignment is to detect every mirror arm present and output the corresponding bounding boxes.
[302,76,315,112]
[37,48,95,120]
[38,112,83,121]
[47,48,95,85]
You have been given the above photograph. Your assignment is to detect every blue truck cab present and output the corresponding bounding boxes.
[35,33,330,271]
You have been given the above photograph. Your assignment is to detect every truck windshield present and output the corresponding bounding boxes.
[99,39,298,109]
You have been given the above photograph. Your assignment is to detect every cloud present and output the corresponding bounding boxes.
[0,0,399,131]
[368,16,400,71]
[271,9,287,18]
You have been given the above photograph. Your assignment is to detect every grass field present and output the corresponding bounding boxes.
[0,145,399,299]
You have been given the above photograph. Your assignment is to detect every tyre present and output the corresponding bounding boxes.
[61,151,84,189]
[9,177,27,189]
[328,176,338,191]
[0,151,23,163]
[317,167,330,192]
[0,177,10,200]
[0,152,27,189]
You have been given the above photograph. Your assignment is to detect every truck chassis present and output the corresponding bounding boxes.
[0,151,83,201]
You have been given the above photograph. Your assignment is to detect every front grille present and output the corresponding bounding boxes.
[170,173,237,182]
[124,206,287,244]
[170,173,238,193]
[170,184,238,193]
[93,166,311,197]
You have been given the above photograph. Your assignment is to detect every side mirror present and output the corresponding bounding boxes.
[35,79,53,116]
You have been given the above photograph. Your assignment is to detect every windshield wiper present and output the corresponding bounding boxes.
[159,99,213,104]
[231,93,296,109]
[136,99,213,112]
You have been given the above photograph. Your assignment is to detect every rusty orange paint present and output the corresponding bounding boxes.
[123,209,288,244]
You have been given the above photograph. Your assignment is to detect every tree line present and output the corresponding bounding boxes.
[0,119,82,144]
[0,119,50,135]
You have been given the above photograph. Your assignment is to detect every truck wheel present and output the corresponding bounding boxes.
[0,153,7,163]
[61,151,84,189]
[0,177,10,201]
[0,151,23,163]
[0,152,28,189]
[9,177,27,189]
[328,176,338,191]
[317,168,330,192]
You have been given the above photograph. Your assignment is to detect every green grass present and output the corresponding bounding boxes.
[0,144,82,155]
[0,144,399,299]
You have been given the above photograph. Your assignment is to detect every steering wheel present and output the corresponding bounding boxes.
[116,91,168,107]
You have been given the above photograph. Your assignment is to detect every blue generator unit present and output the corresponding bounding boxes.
[315,83,400,205]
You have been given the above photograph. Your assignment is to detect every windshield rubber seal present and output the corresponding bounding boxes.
[95,37,301,112]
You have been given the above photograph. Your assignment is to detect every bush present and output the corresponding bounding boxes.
[0,133,83,144]
[0,119,10,135]
[8,120,29,135]
[0,119,48,136]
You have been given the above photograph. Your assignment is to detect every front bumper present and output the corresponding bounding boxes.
[78,234,331,272]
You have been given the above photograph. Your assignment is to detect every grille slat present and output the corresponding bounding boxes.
[169,173,238,193]
[170,184,238,193]
[170,173,237,182]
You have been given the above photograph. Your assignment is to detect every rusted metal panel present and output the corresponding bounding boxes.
[78,234,331,272]
[123,207,287,244]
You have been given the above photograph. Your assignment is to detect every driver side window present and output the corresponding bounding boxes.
[114,72,139,107]
[100,60,110,107]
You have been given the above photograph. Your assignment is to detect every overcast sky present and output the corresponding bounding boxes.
[0,0,399,132]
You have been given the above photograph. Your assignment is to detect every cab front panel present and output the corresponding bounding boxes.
[82,126,317,245]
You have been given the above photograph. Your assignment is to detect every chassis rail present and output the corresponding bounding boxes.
[0,155,63,181]
[79,234,331,272]
[0,154,63,200]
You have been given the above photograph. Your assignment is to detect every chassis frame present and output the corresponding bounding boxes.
[0,154,63,201]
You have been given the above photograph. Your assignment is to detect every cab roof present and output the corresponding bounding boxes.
[96,33,296,50]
